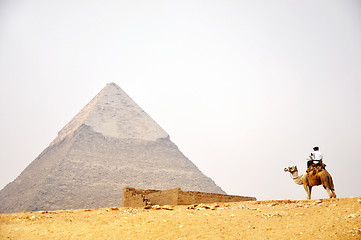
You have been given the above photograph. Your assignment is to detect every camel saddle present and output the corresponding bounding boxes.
[306,162,326,175]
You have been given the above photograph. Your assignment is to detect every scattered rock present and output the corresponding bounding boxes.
[345,211,361,219]
[313,200,323,205]
[186,205,197,210]
[150,205,160,210]
[186,203,216,210]
[262,213,282,218]
[161,205,174,211]
[349,228,361,235]
[144,205,162,210]
[197,203,210,209]
[210,204,220,210]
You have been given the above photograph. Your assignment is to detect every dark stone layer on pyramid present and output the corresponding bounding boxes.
[0,83,224,213]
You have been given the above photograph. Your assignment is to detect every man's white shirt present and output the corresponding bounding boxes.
[311,151,323,160]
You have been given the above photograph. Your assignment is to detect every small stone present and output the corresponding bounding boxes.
[161,205,174,210]
[210,204,220,210]
[197,203,210,209]
[313,200,323,205]
[186,204,197,210]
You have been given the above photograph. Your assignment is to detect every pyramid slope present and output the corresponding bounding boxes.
[0,83,225,213]
[0,136,74,213]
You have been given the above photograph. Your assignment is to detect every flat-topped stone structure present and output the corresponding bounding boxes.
[122,187,257,208]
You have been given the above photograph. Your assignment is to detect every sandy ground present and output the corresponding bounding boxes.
[1,197,360,240]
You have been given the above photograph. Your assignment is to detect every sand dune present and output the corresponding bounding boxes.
[1,197,360,239]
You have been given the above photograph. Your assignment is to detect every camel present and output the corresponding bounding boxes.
[284,165,336,200]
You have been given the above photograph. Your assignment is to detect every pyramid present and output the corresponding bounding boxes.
[0,83,225,213]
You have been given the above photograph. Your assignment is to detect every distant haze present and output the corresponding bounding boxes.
[1,1,360,201]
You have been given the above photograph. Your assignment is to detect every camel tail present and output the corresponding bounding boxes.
[329,174,335,191]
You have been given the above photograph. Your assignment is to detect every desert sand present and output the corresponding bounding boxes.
[1,197,360,239]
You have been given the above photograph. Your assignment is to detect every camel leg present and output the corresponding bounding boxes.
[326,188,333,198]
[304,184,311,200]
[332,190,336,198]
[325,187,337,198]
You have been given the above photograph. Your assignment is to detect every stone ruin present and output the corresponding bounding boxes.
[122,187,257,208]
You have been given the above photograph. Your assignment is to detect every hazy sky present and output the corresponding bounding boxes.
[1,1,360,200]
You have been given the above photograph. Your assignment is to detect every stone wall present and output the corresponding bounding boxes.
[145,188,180,206]
[122,188,160,207]
[122,187,256,208]
[177,190,256,205]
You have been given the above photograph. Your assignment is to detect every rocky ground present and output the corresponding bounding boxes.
[1,197,360,239]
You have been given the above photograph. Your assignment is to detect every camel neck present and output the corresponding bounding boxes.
[291,171,303,185]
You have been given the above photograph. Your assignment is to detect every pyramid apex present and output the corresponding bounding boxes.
[103,82,122,92]
[106,82,120,88]
[50,83,168,146]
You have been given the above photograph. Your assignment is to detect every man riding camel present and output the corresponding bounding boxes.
[307,146,323,168]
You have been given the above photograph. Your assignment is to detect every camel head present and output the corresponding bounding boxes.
[284,166,298,174]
